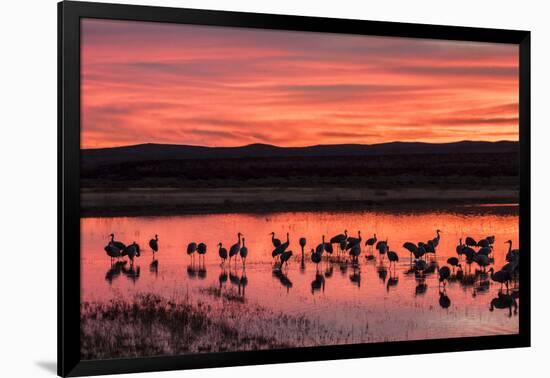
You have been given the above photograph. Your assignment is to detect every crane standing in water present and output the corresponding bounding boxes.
[229,232,243,265]
[365,233,377,254]
[197,242,207,262]
[270,232,281,248]
[240,238,248,266]
[299,237,307,263]
[218,242,228,265]
[187,242,197,260]
[149,234,159,254]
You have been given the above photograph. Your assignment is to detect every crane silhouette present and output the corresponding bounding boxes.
[239,238,248,266]
[149,234,158,254]
[229,232,242,264]
[218,243,228,265]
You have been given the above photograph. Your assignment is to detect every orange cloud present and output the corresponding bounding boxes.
[81,19,519,148]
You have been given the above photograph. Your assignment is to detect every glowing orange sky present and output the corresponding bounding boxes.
[81,19,519,149]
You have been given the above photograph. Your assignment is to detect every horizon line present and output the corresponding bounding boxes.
[81,139,519,151]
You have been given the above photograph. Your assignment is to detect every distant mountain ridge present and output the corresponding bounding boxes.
[82,140,519,169]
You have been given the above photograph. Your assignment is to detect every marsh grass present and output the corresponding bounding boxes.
[81,291,361,360]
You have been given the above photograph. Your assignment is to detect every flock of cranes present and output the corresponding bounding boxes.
[103,228,521,293]
[103,228,520,315]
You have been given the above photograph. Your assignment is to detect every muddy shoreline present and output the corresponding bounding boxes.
[81,187,519,217]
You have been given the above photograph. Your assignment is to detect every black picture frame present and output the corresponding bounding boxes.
[58,1,531,376]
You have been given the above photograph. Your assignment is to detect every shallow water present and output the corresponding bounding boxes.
[81,205,520,345]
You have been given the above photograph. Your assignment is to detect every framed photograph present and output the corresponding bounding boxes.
[58,1,530,376]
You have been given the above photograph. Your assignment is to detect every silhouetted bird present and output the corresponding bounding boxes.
[365,233,377,252]
[125,242,140,265]
[149,234,159,253]
[280,250,293,268]
[473,253,491,272]
[197,242,207,260]
[438,266,451,285]
[229,232,243,263]
[345,231,362,250]
[310,249,322,270]
[239,238,248,265]
[270,232,281,248]
[465,237,477,247]
[218,243,228,264]
[387,250,399,267]
[447,257,461,271]
[109,233,126,251]
[187,242,197,258]
[505,240,519,262]
[432,229,442,248]
[489,267,512,290]
[299,237,307,260]
[272,232,289,259]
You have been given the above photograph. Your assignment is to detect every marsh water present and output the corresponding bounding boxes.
[81,205,519,347]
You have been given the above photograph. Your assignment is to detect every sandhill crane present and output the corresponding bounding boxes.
[424,240,436,259]
[310,249,322,271]
[315,235,326,255]
[447,257,461,272]
[149,234,159,253]
[218,243,228,264]
[187,242,197,260]
[478,238,490,248]
[280,250,293,269]
[270,232,281,248]
[489,267,512,290]
[465,237,477,247]
[197,242,207,262]
[505,240,519,262]
[272,232,289,260]
[432,229,442,248]
[403,242,418,263]
[376,238,388,259]
[125,242,140,265]
[438,266,451,286]
[299,237,307,261]
[473,253,491,272]
[478,246,493,257]
[349,243,361,263]
[456,238,465,256]
[345,231,362,250]
[239,238,248,266]
[330,230,347,256]
[109,234,126,251]
[229,232,242,264]
[104,242,123,263]
[365,233,377,253]
[387,250,399,269]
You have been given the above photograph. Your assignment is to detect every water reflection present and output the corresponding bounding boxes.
[311,273,326,295]
[273,268,293,293]
[82,206,520,342]
[149,257,158,277]
[490,292,518,317]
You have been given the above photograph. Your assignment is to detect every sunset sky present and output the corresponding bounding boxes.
[81,19,519,149]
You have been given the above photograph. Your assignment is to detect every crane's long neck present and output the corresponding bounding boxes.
[242,239,246,247]
[286,233,289,243]
[507,242,512,253]
[110,234,114,242]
